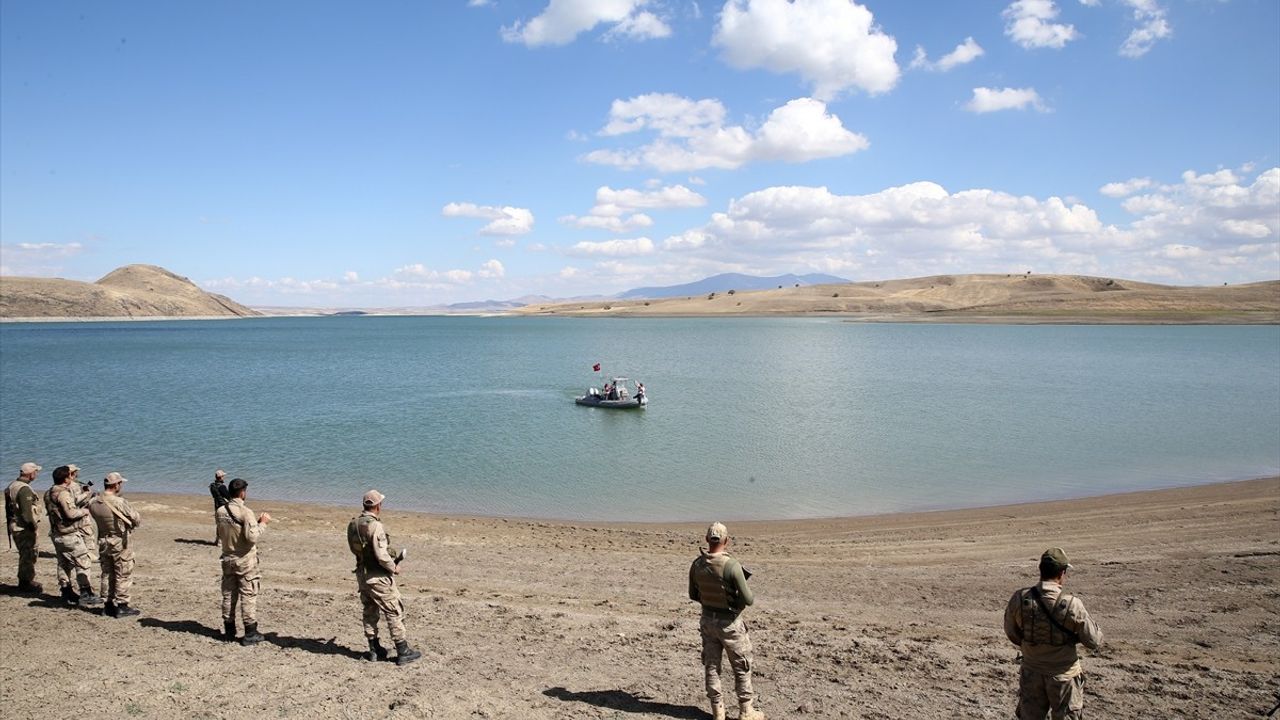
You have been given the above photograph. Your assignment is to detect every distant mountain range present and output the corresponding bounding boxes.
[617,273,849,299]
[432,275,849,312]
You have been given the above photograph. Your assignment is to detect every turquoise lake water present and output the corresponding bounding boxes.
[1,317,1277,521]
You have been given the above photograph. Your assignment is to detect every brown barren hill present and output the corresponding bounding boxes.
[0,264,258,319]
[516,273,1280,324]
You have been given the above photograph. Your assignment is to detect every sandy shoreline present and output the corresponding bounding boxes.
[2,477,1277,718]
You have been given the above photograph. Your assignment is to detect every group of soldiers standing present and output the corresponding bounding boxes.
[206,472,422,663]
[5,462,141,617]
[9,460,1102,720]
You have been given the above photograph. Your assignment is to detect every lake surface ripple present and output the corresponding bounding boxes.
[1,317,1276,521]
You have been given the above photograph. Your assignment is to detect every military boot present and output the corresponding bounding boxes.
[738,700,766,720]
[223,621,238,641]
[16,580,43,595]
[60,585,79,605]
[394,640,421,666]
[115,604,140,617]
[103,601,118,617]
[364,637,388,662]
[710,702,726,720]
[77,589,103,608]
[241,622,264,646]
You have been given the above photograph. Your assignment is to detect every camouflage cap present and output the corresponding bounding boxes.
[104,472,128,485]
[214,469,226,479]
[706,522,728,543]
[19,462,41,475]
[1040,547,1073,574]
[363,490,386,508]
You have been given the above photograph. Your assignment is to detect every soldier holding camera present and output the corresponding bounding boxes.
[347,490,421,666]
[44,464,102,607]
[216,477,271,645]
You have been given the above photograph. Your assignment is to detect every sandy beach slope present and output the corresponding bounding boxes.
[1,477,1276,719]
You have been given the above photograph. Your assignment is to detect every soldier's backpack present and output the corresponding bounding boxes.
[347,514,375,558]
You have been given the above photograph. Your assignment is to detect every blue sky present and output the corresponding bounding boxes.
[2,0,1277,306]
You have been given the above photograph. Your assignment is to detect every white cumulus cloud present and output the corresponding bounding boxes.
[502,0,669,47]
[568,237,656,257]
[585,95,868,172]
[911,37,985,72]
[651,166,1278,286]
[1099,177,1153,197]
[1181,168,1239,187]
[1003,0,1078,50]
[561,213,655,233]
[0,241,86,276]
[442,202,535,236]
[561,184,707,234]
[388,258,508,286]
[603,10,671,42]
[594,184,707,212]
[1118,0,1171,58]
[712,0,900,100]
[1124,167,1279,247]
[479,259,506,279]
[965,87,1047,113]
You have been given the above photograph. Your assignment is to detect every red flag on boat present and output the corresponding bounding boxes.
[592,363,601,372]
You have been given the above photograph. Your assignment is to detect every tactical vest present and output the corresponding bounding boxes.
[89,494,130,537]
[1019,588,1078,647]
[692,552,739,611]
[44,485,76,532]
[7,481,43,532]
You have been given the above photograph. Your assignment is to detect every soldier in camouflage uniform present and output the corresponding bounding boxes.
[347,490,421,666]
[1004,548,1104,720]
[689,522,765,720]
[216,478,271,645]
[5,462,45,593]
[88,472,142,618]
[44,465,102,607]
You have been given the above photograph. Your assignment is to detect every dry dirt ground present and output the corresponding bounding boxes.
[1,478,1277,719]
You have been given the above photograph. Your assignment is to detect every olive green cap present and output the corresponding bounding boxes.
[1039,547,1073,574]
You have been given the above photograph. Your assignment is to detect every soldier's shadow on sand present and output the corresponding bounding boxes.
[173,538,219,546]
[543,687,709,719]
[263,632,365,660]
[139,617,225,639]
[136,618,365,660]
[0,583,45,599]
[24,596,100,613]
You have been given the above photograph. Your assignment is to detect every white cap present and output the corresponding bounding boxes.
[706,522,728,542]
